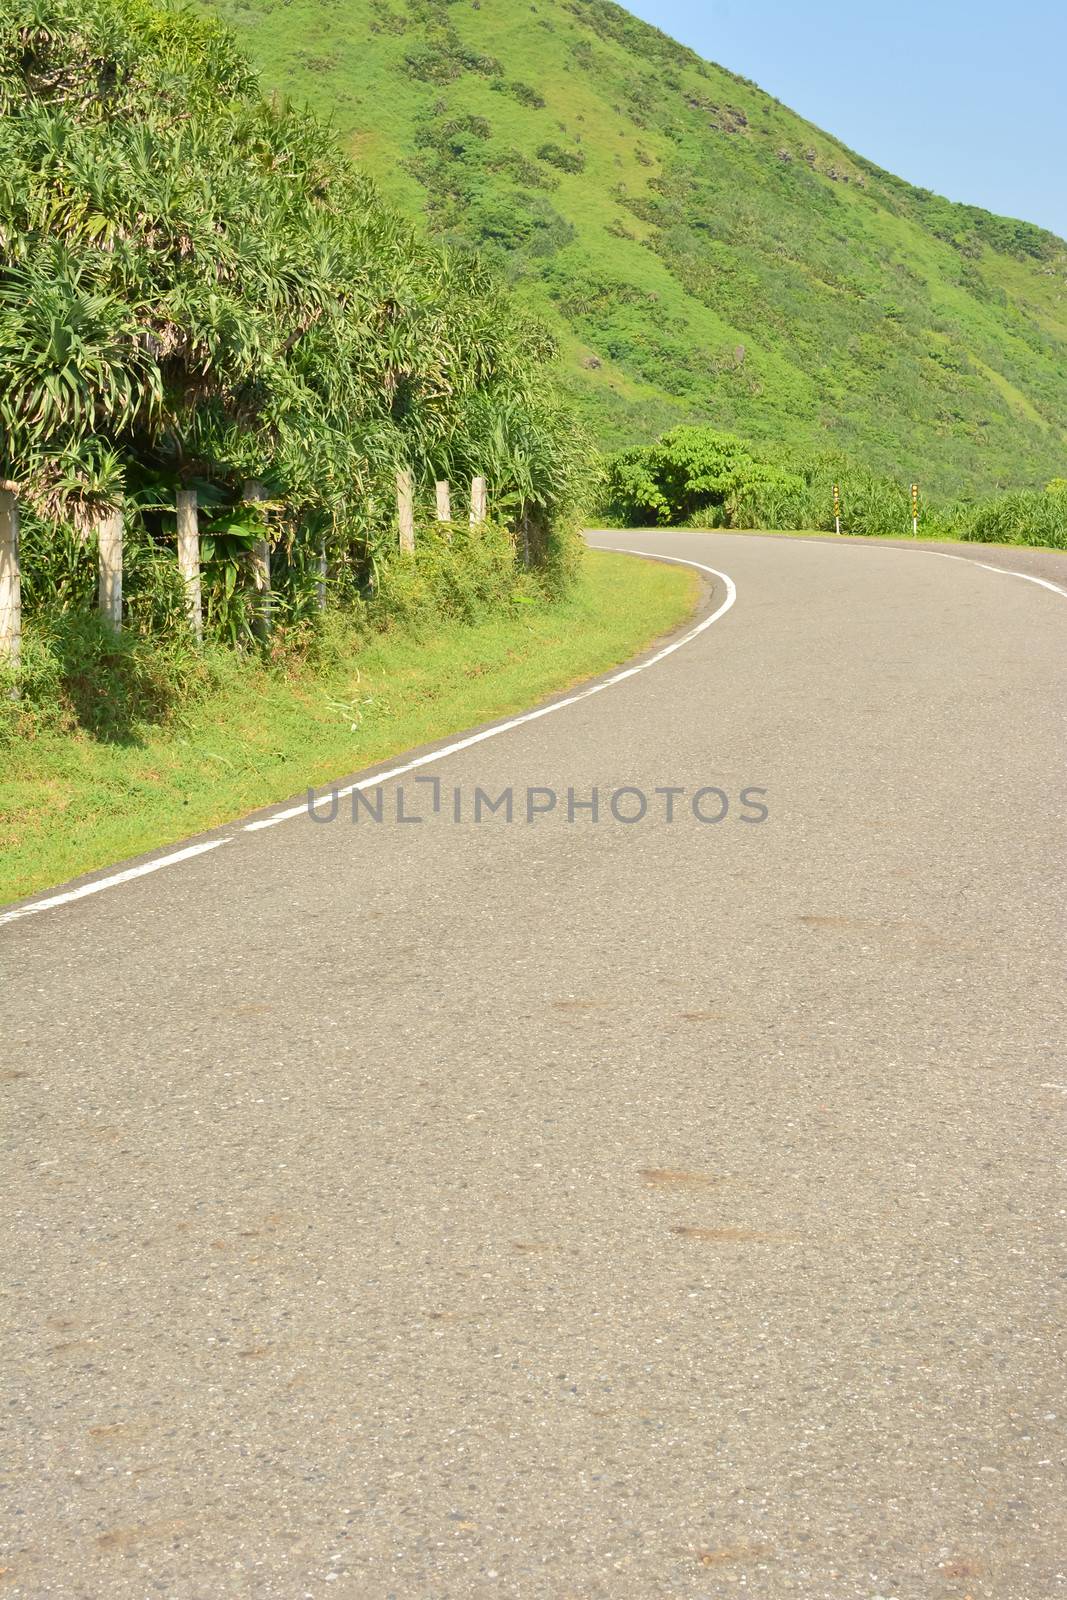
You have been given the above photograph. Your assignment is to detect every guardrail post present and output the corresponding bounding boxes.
[176,488,202,642]
[243,479,271,639]
[396,469,415,553]
[0,488,20,694]
[469,475,487,528]
[97,507,123,633]
[435,479,451,523]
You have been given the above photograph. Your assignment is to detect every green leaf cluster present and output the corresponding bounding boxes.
[601,425,1067,548]
[603,427,801,526]
[0,0,587,598]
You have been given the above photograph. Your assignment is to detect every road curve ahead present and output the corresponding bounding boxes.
[3,531,1065,1599]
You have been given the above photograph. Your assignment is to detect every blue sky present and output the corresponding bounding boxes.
[625,1,1067,240]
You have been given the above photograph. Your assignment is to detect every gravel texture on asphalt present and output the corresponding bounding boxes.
[2,530,1065,1599]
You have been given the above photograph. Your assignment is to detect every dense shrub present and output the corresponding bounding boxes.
[490,78,545,109]
[536,142,587,175]
[601,426,1067,547]
[371,519,527,631]
[604,427,802,526]
[954,490,1067,549]
[0,507,574,743]
[0,0,588,707]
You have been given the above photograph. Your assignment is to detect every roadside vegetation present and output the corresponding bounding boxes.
[0,550,696,905]
[3,0,1062,906]
[599,427,1067,548]
[0,0,588,720]
[0,0,704,902]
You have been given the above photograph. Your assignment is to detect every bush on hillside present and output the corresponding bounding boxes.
[490,78,545,109]
[603,426,803,526]
[536,142,586,175]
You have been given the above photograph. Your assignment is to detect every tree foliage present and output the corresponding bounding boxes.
[602,425,1067,549]
[603,427,801,527]
[0,0,586,602]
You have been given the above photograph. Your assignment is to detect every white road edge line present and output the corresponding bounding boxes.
[916,549,1067,598]
[5,538,1061,929]
[0,839,228,927]
[0,551,735,927]
[243,552,736,832]
[735,529,1067,599]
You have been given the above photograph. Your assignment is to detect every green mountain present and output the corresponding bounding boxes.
[204,0,1067,493]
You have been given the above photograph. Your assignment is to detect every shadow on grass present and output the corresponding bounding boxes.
[2,612,209,746]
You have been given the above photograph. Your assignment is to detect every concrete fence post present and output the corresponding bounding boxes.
[0,489,20,693]
[396,469,415,553]
[435,480,452,523]
[242,479,271,639]
[97,507,123,633]
[176,488,202,643]
[469,476,487,528]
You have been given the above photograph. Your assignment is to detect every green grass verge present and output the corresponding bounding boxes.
[698,527,987,544]
[597,525,1041,548]
[0,549,697,906]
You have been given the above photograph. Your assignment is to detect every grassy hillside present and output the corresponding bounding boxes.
[201,0,1067,495]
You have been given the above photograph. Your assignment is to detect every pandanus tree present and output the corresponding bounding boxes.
[0,0,585,630]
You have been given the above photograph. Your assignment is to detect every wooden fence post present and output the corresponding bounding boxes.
[176,488,202,642]
[97,507,123,633]
[0,489,20,694]
[435,479,451,523]
[242,479,271,639]
[469,475,487,528]
[396,468,415,553]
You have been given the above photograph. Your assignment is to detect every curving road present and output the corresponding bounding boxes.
[3,531,1066,1599]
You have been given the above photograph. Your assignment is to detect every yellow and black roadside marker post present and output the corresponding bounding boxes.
[911,482,919,537]
[833,482,840,536]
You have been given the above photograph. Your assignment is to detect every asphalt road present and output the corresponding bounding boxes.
[3,531,1065,1599]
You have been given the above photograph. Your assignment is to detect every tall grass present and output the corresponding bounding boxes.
[0,515,552,744]
[953,489,1067,549]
